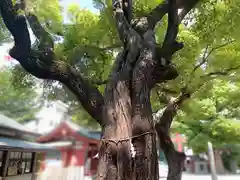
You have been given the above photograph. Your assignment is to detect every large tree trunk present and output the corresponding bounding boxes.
[0,0,200,180]
[96,17,159,180]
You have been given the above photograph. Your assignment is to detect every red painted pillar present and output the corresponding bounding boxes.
[62,149,72,167]
[72,148,86,166]
[176,133,182,152]
[172,133,185,152]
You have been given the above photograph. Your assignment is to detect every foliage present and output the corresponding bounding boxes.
[222,144,240,170]
[172,80,240,153]
[0,67,42,123]
[1,0,240,140]
[161,0,240,153]
[25,0,63,34]
[58,0,240,142]
[0,17,10,43]
[71,104,101,130]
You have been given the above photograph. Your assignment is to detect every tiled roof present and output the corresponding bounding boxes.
[0,114,36,134]
[0,137,56,151]
[87,131,101,140]
[65,121,101,140]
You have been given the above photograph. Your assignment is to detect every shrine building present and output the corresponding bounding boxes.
[0,114,56,180]
[37,121,100,180]
[36,120,186,179]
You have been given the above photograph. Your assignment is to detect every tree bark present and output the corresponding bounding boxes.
[154,92,190,180]
[0,0,200,180]
[157,126,186,180]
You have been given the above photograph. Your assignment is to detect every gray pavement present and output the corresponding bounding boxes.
[160,173,240,180]
[182,174,240,180]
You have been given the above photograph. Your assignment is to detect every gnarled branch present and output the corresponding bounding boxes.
[0,0,105,126]
[147,0,200,29]
[112,0,141,68]
[122,0,132,23]
[162,0,179,49]
[154,91,190,180]
[147,0,168,30]
[155,90,190,132]
[156,124,186,180]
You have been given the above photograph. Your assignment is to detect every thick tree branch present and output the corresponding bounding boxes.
[0,0,105,126]
[131,1,201,86]
[149,0,182,85]
[139,1,200,87]
[134,0,199,34]
[112,0,135,43]
[26,13,54,50]
[156,125,186,180]
[162,0,178,48]
[49,63,104,125]
[122,0,132,23]
[154,91,190,180]
[161,0,184,63]
[147,0,168,30]
[112,0,141,69]
[130,0,168,36]
[178,0,199,22]
[155,90,190,132]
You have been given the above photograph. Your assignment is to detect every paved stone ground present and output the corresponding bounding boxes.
[182,174,240,180]
[160,173,240,180]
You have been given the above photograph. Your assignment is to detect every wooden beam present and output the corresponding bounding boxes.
[31,152,37,180]
[1,151,10,180]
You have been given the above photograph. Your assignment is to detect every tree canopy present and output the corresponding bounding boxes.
[1,0,239,148]
[1,0,240,179]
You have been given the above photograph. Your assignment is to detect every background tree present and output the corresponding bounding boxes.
[0,67,41,123]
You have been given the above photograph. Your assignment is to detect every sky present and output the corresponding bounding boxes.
[61,0,98,22]
[61,0,96,11]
